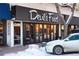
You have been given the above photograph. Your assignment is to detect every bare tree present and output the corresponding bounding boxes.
[55,3,76,37]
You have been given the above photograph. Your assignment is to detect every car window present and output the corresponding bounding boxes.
[69,35,79,40]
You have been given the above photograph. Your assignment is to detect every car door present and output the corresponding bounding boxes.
[64,34,79,52]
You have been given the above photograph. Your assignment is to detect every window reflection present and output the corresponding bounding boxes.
[44,24,47,40]
[24,23,58,44]
[71,25,75,30]
[14,22,20,45]
[47,25,50,39]
[35,24,43,42]
[39,24,42,41]
[35,24,39,32]
[35,24,39,41]
[0,23,3,44]
[51,25,54,40]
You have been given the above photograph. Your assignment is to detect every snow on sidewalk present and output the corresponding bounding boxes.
[4,44,51,56]
[3,44,79,56]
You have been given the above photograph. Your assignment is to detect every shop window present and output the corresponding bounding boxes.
[35,24,39,41]
[71,25,74,30]
[61,25,64,31]
[44,24,47,39]
[0,22,4,45]
[51,25,54,40]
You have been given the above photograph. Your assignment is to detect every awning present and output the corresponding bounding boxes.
[0,3,11,20]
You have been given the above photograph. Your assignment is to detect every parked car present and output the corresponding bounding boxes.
[71,28,79,33]
[45,33,79,55]
[72,30,79,33]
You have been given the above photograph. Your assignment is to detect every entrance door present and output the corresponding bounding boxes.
[14,22,21,45]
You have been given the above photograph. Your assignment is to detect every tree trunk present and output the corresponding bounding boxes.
[55,3,76,38]
[64,24,68,37]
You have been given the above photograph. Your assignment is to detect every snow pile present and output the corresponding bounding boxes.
[4,53,17,56]
[28,44,39,48]
[4,44,51,56]
[4,44,79,56]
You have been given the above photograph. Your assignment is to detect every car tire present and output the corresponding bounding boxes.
[53,45,64,55]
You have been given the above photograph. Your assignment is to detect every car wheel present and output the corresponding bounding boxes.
[53,45,64,55]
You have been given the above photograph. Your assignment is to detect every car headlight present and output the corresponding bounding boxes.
[46,43,52,46]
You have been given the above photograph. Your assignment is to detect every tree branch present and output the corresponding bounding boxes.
[66,3,76,25]
[55,3,65,24]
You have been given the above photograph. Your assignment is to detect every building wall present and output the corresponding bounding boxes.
[11,3,79,17]
[5,3,79,47]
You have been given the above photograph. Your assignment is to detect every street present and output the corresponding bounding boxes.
[3,44,79,56]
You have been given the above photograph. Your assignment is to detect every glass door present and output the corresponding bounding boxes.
[14,22,21,45]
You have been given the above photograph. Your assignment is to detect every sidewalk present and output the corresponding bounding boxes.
[0,43,44,56]
[0,45,28,56]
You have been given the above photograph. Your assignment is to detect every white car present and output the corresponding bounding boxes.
[45,33,79,55]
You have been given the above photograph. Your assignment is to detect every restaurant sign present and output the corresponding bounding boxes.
[14,6,59,23]
[29,10,58,22]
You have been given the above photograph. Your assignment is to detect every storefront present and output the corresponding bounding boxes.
[6,4,79,47]
[1,3,79,47]
[9,5,61,46]
[0,3,11,46]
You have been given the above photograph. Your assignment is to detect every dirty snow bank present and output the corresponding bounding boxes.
[4,44,51,56]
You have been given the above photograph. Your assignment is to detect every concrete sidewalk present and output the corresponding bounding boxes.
[0,43,44,56]
[0,45,28,56]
